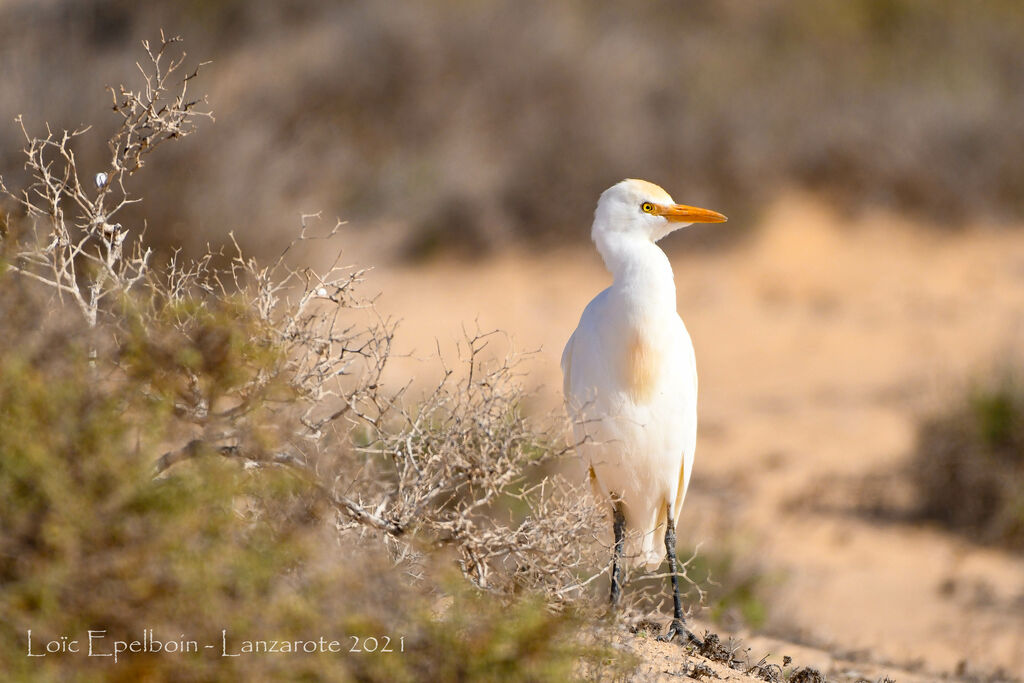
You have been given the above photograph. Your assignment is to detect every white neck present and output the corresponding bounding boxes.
[594,232,677,311]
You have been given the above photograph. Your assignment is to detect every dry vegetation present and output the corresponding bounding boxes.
[2,1,1024,259]
[0,37,629,680]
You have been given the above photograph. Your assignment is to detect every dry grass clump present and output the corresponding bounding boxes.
[909,370,1024,551]
[0,36,622,680]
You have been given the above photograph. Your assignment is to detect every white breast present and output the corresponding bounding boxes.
[562,288,697,569]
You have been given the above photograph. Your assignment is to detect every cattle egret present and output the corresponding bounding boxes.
[561,179,726,644]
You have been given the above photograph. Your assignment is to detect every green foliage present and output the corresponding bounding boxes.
[395,586,626,683]
[0,311,311,680]
[118,294,288,449]
[911,371,1024,551]
[679,545,771,631]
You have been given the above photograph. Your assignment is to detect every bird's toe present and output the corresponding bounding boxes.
[656,620,703,647]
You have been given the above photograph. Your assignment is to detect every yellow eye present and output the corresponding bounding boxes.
[641,202,655,214]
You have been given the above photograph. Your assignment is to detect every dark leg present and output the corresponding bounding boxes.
[657,504,702,646]
[609,503,625,607]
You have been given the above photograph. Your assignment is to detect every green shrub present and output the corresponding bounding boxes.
[678,544,770,631]
[910,372,1024,550]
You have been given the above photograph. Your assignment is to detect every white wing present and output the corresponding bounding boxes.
[561,289,697,569]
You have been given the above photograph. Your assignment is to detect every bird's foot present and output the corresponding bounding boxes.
[656,619,702,647]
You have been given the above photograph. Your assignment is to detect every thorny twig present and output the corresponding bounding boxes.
[0,31,211,328]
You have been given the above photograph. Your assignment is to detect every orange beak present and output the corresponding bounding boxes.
[653,203,728,223]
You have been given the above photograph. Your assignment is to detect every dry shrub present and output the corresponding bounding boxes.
[0,326,612,679]
[910,370,1024,551]
[0,35,623,680]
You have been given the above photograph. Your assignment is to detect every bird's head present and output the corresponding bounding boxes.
[592,179,726,245]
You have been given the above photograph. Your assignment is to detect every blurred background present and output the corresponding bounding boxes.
[3,1,1024,679]
[4,0,1024,258]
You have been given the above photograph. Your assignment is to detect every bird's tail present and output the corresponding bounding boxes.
[589,463,673,571]
[626,500,669,571]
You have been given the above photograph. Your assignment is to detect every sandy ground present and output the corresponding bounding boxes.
[334,193,1024,681]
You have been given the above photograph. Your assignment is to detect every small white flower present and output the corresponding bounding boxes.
[94,172,108,188]
[316,287,328,298]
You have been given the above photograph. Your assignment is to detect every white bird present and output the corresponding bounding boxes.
[561,179,726,644]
